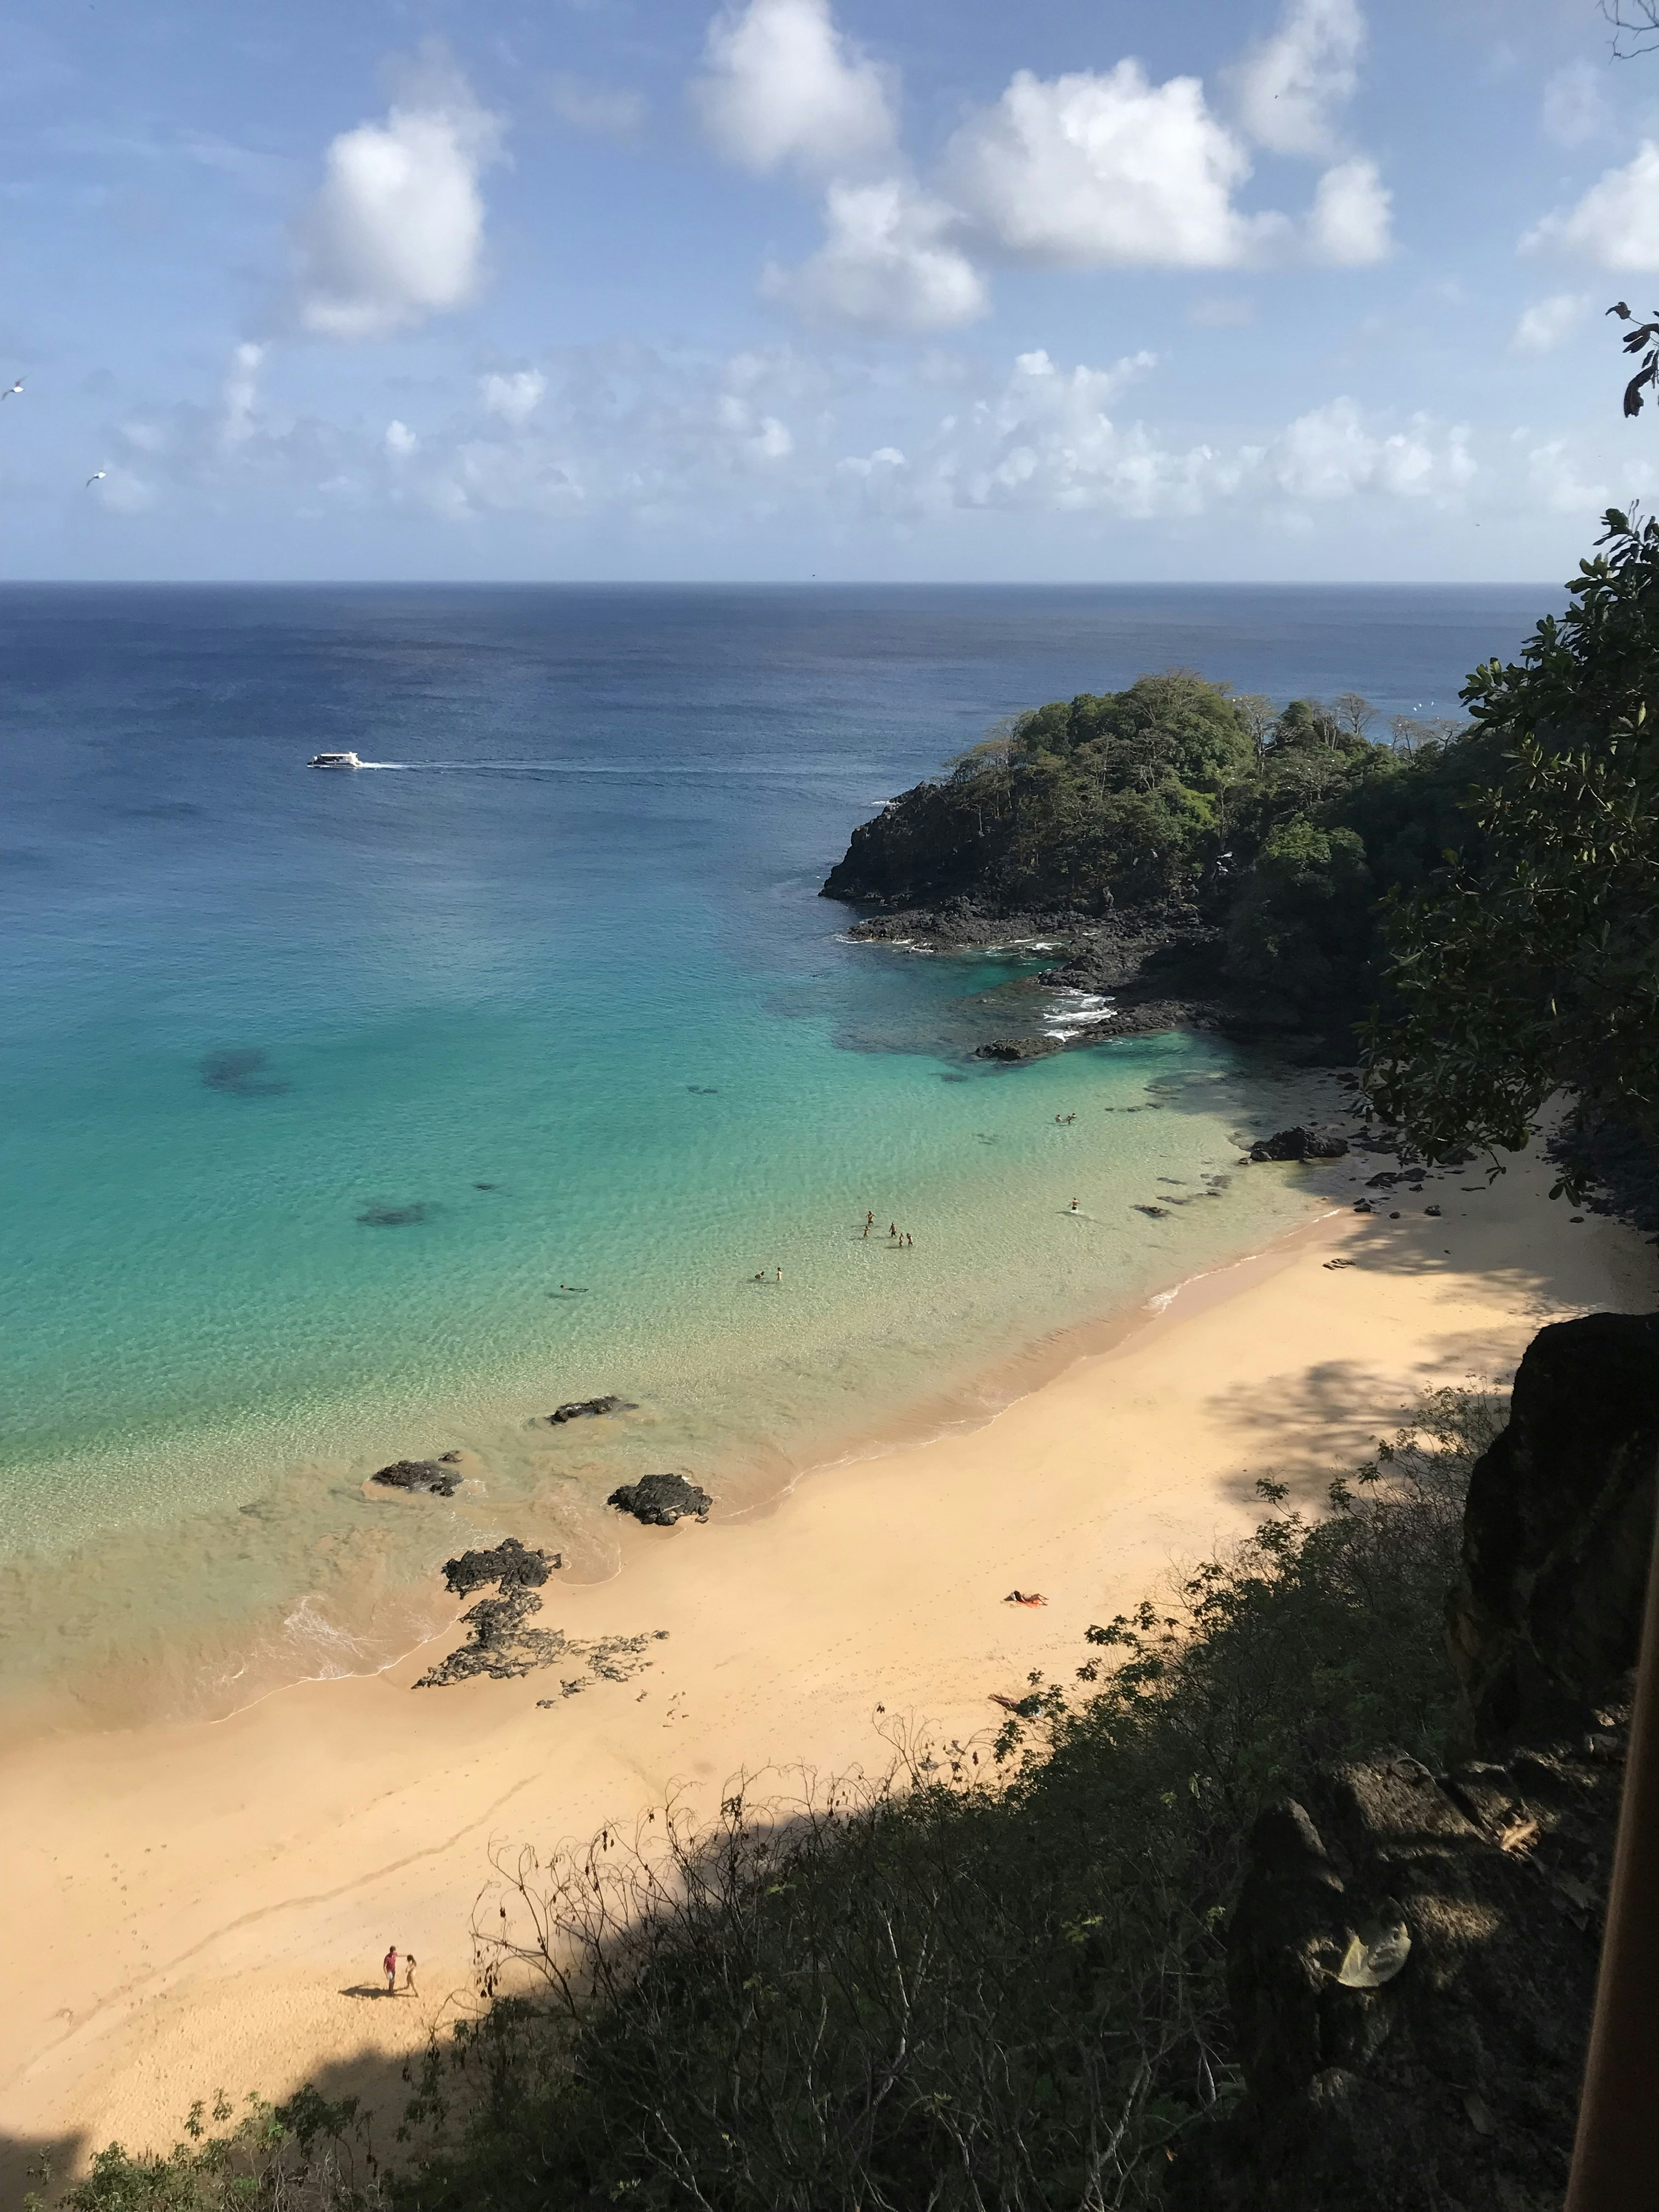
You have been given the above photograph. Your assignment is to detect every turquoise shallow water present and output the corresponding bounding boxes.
[0,583,1553,1719]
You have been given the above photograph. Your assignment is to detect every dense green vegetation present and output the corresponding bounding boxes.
[826,668,1507,1033]
[48,1393,1500,2212]
[1366,510,1659,1164]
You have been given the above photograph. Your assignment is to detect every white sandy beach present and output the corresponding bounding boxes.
[2,1140,1654,2196]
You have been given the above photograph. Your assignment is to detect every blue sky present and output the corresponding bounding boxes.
[6,0,1659,579]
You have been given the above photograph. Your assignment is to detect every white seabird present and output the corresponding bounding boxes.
[2,378,22,400]
[86,470,106,487]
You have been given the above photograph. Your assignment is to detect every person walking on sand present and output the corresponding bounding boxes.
[403,1955,418,1995]
[383,1944,398,1995]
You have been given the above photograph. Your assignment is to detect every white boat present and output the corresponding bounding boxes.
[308,751,363,769]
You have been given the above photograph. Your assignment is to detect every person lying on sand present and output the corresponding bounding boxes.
[1004,1590,1048,1606]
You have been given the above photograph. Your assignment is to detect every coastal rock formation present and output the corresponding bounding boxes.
[1248,1127,1350,1163]
[418,1536,669,1692]
[370,1458,463,1497]
[975,1036,1059,1063]
[1171,1718,1626,2210]
[840,899,1235,1057]
[1447,1310,1659,1755]
[549,1395,635,1424]
[442,1536,554,1597]
[607,1473,713,1526]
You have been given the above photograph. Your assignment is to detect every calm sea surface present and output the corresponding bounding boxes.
[0,583,1557,1718]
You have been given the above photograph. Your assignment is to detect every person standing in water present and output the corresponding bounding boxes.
[1070,1198,1079,1211]
[775,1266,783,1283]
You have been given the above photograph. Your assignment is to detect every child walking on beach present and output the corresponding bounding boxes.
[403,1955,418,1995]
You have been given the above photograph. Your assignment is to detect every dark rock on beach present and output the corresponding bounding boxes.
[607,1473,713,1526]
[417,1538,667,1693]
[1248,1127,1349,1164]
[549,1395,635,1424]
[370,1458,463,1498]
[442,1536,554,1597]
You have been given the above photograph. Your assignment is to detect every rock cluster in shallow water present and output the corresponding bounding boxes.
[548,1395,635,1424]
[607,1473,713,1525]
[370,1458,464,1497]
[442,1536,553,1596]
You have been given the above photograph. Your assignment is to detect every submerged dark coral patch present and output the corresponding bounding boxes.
[356,1201,431,1227]
[200,1047,290,1097]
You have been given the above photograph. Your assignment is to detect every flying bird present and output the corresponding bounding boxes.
[86,470,106,487]
[1,377,22,400]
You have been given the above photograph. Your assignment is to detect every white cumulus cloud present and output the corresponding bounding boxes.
[482,370,546,426]
[690,0,895,178]
[1228,0,1365,159]
[385,419,419,457]
[1513,293,1591,354]
[1307,156,1391,263]
[293,57,501,340]
[1266,397,1473,501]
[769,178,986,330]
[1525,141,1659,270]
[944,60,1283,269]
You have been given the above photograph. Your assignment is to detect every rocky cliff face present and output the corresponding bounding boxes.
[821,782,991,908]
[1171,1310,1659,2212]
[1447,1311,1659,1757]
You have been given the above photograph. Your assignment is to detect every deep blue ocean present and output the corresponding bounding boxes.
[0,582,1558,1717]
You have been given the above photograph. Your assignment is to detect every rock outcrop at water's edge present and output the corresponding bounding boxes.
[607,1473,713,1526]
[442,1536,554,1596]
[548,1395,635,1424]
[833,897,1240,1054]
[370,1458,464,1497]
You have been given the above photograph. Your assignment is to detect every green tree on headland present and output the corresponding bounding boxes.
[1365,509,1659,1165]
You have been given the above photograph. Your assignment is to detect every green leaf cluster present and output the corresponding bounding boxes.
[1366,509,1659,1161]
